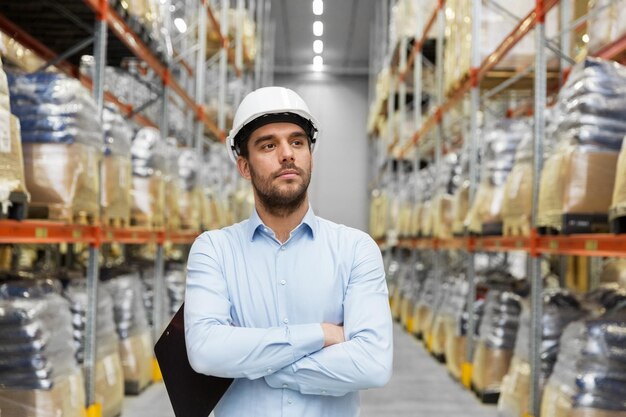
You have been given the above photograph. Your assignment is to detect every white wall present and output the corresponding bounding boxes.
[274,73,370,232]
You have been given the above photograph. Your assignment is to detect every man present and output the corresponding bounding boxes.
[185,86,393,417]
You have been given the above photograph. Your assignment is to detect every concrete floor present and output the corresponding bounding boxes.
[124,323,498,417]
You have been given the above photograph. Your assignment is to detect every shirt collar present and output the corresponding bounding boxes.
[247,205,318,241]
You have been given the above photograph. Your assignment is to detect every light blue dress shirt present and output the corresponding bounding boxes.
[185,206,393,417]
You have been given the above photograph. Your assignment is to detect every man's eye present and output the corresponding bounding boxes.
[292,140,303,146]
[262,143,275,150]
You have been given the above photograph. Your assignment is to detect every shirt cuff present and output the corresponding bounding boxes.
[265,364,298,390]
[287,323,325,362]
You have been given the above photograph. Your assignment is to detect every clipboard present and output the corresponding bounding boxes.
[154,303,234,417]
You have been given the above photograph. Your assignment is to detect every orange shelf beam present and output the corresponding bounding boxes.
[537,234,626,258]
[382,234,626,258]
[0,220,97,244]
[0,220,200,245]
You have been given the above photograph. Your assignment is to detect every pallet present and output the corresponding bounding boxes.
[481,222,503,236]
[610,216,626,234]
[27,204,98,225]
[103,217,130,229]
[470,383,500,404]
[562,213,609,234]
[124,380,152,396]
[131,214,165,230]
[0,191,29,220]
[502,217,531,237]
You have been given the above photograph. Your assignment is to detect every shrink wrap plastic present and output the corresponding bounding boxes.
[206,8,257,63]
[139,267,171,331]
[538,58,626,230]
[541,299,626,417]
[610,139,626,220]
[165,267,186,316]
[498,290,585,417]
[466,119,530,233]
[103,273,152,393]
[102,105,132,224]
[8,72,102,220]
[131,127,166,227]
[0,110,29,207]
[177,149,202,230]
[8,73,101,146]
[0,279,85,417]
[64,280,123,417]
[472,291,521,393]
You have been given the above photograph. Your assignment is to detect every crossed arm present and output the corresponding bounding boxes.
[184,232,393,396]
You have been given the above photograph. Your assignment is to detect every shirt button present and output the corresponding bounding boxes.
[283,318,289,324]
[287,399,293,404]
[322,390,327,394]
[280,246,286,251]
[280,280,286,285]
[267,368,272,373]
[282,384,288,388]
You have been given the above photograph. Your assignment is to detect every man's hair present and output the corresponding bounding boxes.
[234,112,316,159]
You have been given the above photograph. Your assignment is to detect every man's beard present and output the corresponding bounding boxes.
[249,162,311,217]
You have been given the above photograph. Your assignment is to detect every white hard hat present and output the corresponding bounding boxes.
[226,86,320,163]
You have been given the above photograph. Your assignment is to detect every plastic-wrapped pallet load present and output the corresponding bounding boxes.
[162,138,182,230]
[429,277,458,360]
[101,105,132,226]
[0,278,85,417]
[541,289,626,417]
[498,290,586,417]
[471,290,522,400]
[165,266,186,316]
[177,148,202,230]
[65,280,124,417]
[0,94,29,218]
[446,293,485,380]
[465,119,530,235]
[103,273,153,395]
[538,58,626,234]
[139,266,171,333]
[431,154,459,239]
[131,127,166,228]
[398,254,421,330]
[609,137,626,230]
[8,72,102,222]
[451,149,472,236]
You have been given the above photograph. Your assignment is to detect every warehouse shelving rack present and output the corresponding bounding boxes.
[0,0,272,415]
[372,1,626,416]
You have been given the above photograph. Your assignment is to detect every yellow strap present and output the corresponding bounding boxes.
[85,403,102,417]
[461,362,473,389]
[406,317,414,334]
[522,414,535,417]
[153,357,163,382]
[426,333,434,352]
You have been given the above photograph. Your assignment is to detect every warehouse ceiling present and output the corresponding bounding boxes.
[270,0,376,74]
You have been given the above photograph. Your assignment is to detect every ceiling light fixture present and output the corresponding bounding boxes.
[313,55,323,72]
[313,40,323,54]
[174,17,188,33]
[313,21,324,37]
[313,0,324,15]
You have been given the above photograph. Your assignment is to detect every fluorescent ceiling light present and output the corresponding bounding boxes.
[313,21,324,37]
[313,40,323,54]
[313,0,323,15]
[174,17,188,33]
[313,55,323,71]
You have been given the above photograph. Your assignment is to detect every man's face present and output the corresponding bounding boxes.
[237,122,312,212]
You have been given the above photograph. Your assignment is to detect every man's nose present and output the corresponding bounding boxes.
[278,141,295,162]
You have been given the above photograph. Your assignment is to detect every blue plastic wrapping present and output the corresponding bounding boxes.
[7,72,103,147]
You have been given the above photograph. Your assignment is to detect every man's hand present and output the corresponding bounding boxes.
[320,323,345,347]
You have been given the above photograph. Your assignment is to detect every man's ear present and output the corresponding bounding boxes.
[237,156,251,180]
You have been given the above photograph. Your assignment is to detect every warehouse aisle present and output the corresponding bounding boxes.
[125,323,497,417]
